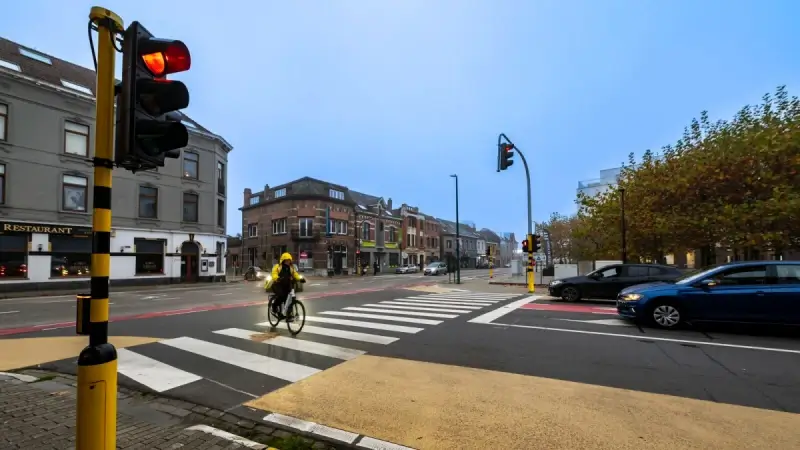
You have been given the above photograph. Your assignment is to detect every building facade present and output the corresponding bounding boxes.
[350,192,401,272]
[577,167,622,198]
[240,177,357,276]
[478,228,501,267]
[439,220,480,268]
[421,214,441,264]
[395,203,424,266]
[0,38,231,292]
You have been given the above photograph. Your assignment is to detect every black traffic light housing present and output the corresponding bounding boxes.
[532,234,541,252]
[521,239,529,253]
[485,248,490,257]
[116,21,191,172]
[498,143,515,171]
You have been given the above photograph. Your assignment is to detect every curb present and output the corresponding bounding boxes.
[488,281,549,288]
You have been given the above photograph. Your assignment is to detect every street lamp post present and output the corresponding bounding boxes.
[620,187,628,264]
[450,174,460,284]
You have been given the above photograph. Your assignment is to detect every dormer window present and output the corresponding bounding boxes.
[19,47,52,65]
[329,189,344,200]
[274,188,286,198]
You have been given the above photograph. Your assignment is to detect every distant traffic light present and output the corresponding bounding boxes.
[521,239,529,253]
[498,143,515,171]
[485,248,490,257]
[116,21,191,172]
[532,234,541,252]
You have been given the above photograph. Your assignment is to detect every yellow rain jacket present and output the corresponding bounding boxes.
[264,252,302,291]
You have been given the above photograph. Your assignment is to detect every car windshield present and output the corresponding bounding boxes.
[425,263,438,268]
[673,264,724,285]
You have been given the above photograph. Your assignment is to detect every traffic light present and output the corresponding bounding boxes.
[498,143,515,171]
[116,21,191,172]
[485,248,490,257]
[521,239,529,253]
[532,234,541,252]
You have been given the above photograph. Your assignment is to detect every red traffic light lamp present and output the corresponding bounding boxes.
[498,143,515,171]
[116,21,192,172]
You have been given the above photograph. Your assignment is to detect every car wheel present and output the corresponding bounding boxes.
[648,300,683,329]
[561,286,581,302]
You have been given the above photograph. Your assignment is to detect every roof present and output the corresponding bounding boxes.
[438,219,481,238]
[0,36,230,149]
[478,228,501,243]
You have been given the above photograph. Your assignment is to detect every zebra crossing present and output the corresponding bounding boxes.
[82,290,521,409]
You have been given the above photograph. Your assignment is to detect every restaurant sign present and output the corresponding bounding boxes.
[0,221,92,236]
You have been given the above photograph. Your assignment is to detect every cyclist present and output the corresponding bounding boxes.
[270,252,305,318]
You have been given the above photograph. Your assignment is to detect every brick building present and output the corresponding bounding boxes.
[239,177,356,275]
[350,192,402,272]
[422,214,442,264]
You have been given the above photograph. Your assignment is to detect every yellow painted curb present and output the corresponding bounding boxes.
[246,355,799,450]
[0,336,162,371]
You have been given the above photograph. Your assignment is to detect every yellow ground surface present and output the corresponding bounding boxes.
[0,336,162,371]
[246,355,798,450]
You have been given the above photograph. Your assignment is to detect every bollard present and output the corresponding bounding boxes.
[76,294,92,335]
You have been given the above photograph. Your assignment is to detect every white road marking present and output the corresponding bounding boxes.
[151,297,179,301]
[212,292,233,296]
[117,348,202,392]
[160,337,320,382]
[371,303,472,314]
[482,322,800,355]
[421,293,514,299]
[263,413,359,444]
[403,297,494,306]
[344,306,458,319]
[383,300,483,310]
[185,425,267,449]
[310,283,321,286]
[281,324,399,344]
[214,328,365,360]
[469,297,540,324]
[416,295,503,302]
[0,310,19,315]
[556,318,634,327]
[357,436,415,450]
[303,316,423,333]
[320,311,442,325]
[0,372,38,382]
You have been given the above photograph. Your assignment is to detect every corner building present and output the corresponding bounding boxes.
[0,37,232,293]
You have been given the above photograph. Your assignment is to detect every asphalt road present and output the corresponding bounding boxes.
[0,268,500,334]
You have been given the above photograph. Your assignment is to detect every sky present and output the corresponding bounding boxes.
[2,0,799,238]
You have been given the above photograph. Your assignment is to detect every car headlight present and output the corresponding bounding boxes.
[619,293,643,302]
[549,280,563,286]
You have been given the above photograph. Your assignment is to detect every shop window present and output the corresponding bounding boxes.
[135,238,165,275]
[0,232,28,278]
[389,253,399,267]
[50,235,91,277]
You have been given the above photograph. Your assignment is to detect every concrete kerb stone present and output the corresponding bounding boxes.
[4,368,354,450]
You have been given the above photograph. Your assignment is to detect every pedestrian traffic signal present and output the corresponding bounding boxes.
[498,143,515,171]
[532,234,541,252]
[521,239,529,253]
[116,21,191,172]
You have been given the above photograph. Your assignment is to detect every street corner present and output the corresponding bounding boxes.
[241,354,800,450]
[0,335,163,372]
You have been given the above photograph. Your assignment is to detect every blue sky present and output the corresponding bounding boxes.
[2,1,798,237]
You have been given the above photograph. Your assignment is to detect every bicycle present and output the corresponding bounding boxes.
[266,280,306,335]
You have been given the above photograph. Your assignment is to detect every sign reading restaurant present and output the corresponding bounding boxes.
[0,221,92,236]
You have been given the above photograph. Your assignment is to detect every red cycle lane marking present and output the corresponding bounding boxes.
[520,303,617,315]
[0,283,437,337]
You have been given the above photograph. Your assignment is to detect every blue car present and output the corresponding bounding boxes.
[616,260,800,329]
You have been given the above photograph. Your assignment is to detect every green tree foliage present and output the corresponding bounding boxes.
[571,86,800,262]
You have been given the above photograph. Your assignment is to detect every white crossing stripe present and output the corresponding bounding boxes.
[469,297,539,324]
[213,328,366,360]
[403,297,495,306]
[421,293,513,298]
[160,336,320,382]
[304,316,424,333]
[371,303,473,314]
[117,348,202,393]
[320,311,443,325]
[344,306,458,319]
[415,295,502,302]
[383,300,483,310]
[259,323,400,344]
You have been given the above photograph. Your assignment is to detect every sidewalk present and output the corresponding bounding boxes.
[0,370,338,450]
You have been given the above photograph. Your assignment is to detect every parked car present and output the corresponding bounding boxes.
[406,265,419,274]
[548,263,683,302]
[617,261,800,329]
[396,265,410,274]
[424,262,448,276]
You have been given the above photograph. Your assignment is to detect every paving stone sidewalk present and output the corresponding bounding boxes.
[0,370,339,450]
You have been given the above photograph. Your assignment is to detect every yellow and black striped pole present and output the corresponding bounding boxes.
[526,233,535,293]
[76,7,123,450]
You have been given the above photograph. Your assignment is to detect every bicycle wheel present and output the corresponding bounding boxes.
[286,300,306,335]
[266,296,281,327]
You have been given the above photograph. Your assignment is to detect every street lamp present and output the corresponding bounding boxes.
[619,187,628,264]
[450,174,460,284]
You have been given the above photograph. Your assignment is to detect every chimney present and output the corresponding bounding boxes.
[387,198,392,210]
[243,188,252,206]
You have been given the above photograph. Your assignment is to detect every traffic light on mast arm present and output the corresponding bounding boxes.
[498,143,515,171]
[116,21,191,172]
[532,234,541,252]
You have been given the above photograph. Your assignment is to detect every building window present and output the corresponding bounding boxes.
[134,238,164,275]
[329,219,347,235]
[0,103,7,141]
[62,174,88,212]
[272,218,287,235]
[299,217,314,238]
[389,253,399,266]
[0,163,5,205]
[249,196,260,206]
[217,161,225,195]
[361,222,370,240]
[50,234,91,277]
[217,199,225,227]
[216,242,225,274]
[389,226,396,242]
[61,79,93,96]
[183,152,198,179]
[274,188,286,198]
[0,231,28,278]
[138,186,158,218]
[64,121,89,157]
[248,223,258,238]
[329,189,344,200]
[447,240,452,249]
[182,192,198,222]
[406,234,411,247]
[19,47,52,65]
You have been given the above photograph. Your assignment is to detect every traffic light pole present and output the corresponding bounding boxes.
[497,133,534,293]
[77,7,123,450]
